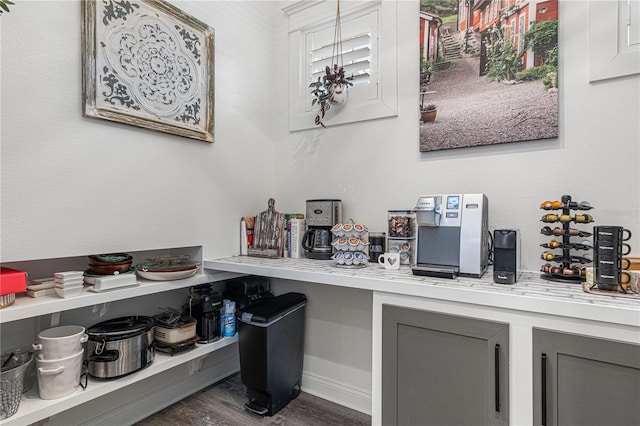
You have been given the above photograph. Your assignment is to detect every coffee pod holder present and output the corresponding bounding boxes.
[330,219,370,268]
[539,194,594,283]
[387,210,416,265]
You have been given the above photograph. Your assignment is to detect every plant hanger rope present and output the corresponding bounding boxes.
[331,0,344,69]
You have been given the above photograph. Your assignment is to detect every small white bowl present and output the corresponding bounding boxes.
[54,277,84,287]
[55,286,83,298]
[55,281,84,289]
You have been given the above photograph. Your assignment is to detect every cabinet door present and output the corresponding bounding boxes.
[533,329,640,426]
[382,305,509,426]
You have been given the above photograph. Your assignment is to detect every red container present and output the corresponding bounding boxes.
[0,267,27,295]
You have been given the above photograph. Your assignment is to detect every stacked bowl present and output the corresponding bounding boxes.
[53,271,85,298]
[32,326,87,399]
[88,253,133,275]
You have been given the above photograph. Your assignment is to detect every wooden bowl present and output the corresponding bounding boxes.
[88,259,133,275]
[88,254,132,266]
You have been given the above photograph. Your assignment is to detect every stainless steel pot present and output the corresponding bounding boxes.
[86,316,155,379]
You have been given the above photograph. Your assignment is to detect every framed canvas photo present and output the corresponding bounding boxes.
[419,0,558,152]
[82,0,215,143]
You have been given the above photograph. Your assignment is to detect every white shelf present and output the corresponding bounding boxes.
[0,270,245,323]
[0,335,238,426]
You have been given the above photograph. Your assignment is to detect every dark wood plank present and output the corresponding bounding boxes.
[134,373,371,426]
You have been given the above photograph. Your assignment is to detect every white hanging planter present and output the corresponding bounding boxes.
[308,0,353,128]
[329,82,347,106]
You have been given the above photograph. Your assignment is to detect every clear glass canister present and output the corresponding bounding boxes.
[387,210,416,239]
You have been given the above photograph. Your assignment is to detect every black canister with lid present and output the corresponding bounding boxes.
[369,232,386,264]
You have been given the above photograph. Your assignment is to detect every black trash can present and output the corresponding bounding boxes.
[236,292,307,416]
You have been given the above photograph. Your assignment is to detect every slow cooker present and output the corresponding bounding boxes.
[86,316,155,379]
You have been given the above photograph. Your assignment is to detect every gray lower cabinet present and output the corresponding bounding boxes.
[533,329,640,426]
[382,305,509,426]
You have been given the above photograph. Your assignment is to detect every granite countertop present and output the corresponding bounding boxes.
[204,256,640,327]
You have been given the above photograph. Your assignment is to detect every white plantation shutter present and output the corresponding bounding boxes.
[309,30,372,85]
[285,0,397,131]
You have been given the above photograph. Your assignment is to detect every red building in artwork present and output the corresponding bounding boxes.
[457,0,558,70]
[420,11,442,65]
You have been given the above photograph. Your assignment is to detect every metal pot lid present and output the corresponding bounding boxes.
[87,316,155,341]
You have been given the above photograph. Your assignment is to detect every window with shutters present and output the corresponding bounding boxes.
[284,0,398,131]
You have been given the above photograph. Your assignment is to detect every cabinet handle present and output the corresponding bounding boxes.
[541,353,547,426]
[494,343,500,413]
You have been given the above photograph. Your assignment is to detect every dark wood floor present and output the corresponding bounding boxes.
[134,373,371,426]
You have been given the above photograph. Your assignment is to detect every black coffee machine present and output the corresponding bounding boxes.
[185,284,223,343]
[302,199,342,260]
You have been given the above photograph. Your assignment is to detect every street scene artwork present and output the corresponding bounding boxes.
[419,0,559,152]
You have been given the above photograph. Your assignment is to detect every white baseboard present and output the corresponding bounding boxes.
[301,371,372,416]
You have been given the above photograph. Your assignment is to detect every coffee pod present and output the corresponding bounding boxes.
[574,214,593,223]
[547,240,561,248]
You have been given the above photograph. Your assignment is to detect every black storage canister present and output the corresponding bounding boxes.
[236,292,306,416]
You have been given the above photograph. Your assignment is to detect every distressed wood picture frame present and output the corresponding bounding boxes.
[82,0,215,143]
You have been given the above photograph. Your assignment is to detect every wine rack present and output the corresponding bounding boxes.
[539,194,594,283]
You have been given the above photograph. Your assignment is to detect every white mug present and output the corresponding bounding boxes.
[378,253,400,270]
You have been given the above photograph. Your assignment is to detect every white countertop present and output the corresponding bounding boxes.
[205,256,640,328]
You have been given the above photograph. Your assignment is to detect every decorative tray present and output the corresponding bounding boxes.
[581,281,640,299]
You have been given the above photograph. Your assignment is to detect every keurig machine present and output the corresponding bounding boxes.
[302,199,342,260]
[412,194,489,278]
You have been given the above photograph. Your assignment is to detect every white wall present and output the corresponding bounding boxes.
[0,1,280,262]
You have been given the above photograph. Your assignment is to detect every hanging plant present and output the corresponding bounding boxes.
[0,0,15,14]
[308,0,354,128]
[309,65,353,127]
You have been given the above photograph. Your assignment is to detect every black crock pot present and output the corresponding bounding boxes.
[86,316,155,379]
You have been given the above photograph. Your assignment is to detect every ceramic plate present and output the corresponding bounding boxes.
[136,266,199,281]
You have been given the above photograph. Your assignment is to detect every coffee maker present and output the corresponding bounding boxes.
[184,284,223,343]
[302,199,342,260]
[412,194,489,278]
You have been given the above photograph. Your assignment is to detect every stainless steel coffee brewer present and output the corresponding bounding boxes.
[302,199,342,260]
[412,194,489,278]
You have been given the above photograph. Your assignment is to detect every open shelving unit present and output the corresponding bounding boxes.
[1,335,238,426]
[0,247,248,424]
